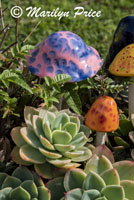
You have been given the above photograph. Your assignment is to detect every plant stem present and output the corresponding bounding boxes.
[95,132,107,146]
[128,77,134,119]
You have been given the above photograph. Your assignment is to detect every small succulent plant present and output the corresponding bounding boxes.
[11,105,92,178]
[49,153,134,200]
[0,166,50,200]
[106,114,134,161]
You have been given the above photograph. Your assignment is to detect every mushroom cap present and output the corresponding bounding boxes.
[85,96,119,132]
[109,44,134,76]
[26,31,102,82]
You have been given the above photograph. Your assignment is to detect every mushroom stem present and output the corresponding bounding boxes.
[129,77,134,119]
[95,132,107,146]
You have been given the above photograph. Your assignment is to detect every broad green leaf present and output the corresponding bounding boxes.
[101,185,125,200]
[83,171,106,191]
[10,186,31,200]
[20,145,46,164]
[64,168,86,191]
[21,180,38,198]
[52,130,72,145]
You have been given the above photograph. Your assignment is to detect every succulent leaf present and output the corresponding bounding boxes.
[84,155,113,174]
[64,168,86,192]
[20,145,46,164]
[83,171,106,191]
[62,154,134,200]
[0,167,50,200]
[100,168,120,185]
[101,185,125,200]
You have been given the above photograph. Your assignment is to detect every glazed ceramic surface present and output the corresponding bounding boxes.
[26,31,103,81]
[85,96,119,132]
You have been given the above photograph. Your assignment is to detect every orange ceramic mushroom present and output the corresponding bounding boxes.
[109,44,134,118]
[85,96,119,145]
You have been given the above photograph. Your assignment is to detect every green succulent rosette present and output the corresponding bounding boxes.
[0,166,50,200]
[48,154,134,200]
[11,105,92,178]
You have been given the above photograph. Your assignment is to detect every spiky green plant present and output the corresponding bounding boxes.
[0,166,50,200]
[11,105,92,178]
[48,154,134,200]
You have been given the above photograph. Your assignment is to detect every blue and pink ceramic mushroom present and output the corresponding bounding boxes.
[26,31,103,81]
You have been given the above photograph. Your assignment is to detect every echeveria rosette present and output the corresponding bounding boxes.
[0,166,50,200]
[11,105,92,178]
[50,154,134,200]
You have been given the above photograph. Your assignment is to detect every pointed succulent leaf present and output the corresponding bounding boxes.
[46,177,65,200]
[47,157,71,167]
[113,160,134,181]
[32,172,44,187]
[2,176,21,189]
[21,180,38,198]
[83,170,106,191]
[52,130,72,144]
[70,116,80,132]
[118,119,133,136]
[82,189,101,200]
[40,135,54,150]
[11,146,32,165]
[34,162,55,179]
[42,111,56,128]
[42,121,52,143]
[65,188,83,200]
[71,147,92,162]
[38,186,51,200]
[24,106,39,128]
[63,150,84,158]
[54,144,75,152]
[120,180,134,200]
[69,132,87,148]
[42,121,52,142]
[52,113,70,130]
[20,145,46,164]
[79,124,92,138]
[12,167,33,182]
[84,155,113,174]
[64,168,86,192]
[101,185,125,200]
[39,147,62,159]
[0,173,8,188]
[60,162,81,168]
[63,122,77,138]
[129,131,134,143]
[0,187,12,199]
[39,105,57,118]
[20,127,43,149]
[10,186,31,200]
[114,136,130,148]
[11,127,27,147]
[100,168,120,185]
[32,115,44,137]
[92,145,114,163]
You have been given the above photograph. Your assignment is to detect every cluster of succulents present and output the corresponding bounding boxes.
[106,114,134,161]
[0,166,50,200]
[11,105,92,178]
[48,154,134,200]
